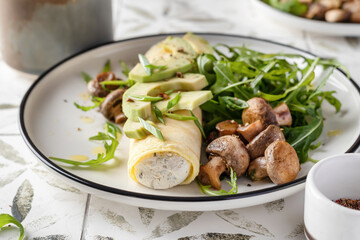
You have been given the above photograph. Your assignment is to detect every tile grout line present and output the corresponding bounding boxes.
[80,194,92,240]
[0,133,21,136]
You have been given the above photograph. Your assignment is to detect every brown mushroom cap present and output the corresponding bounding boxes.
[306,3,327,20]
[242,97,278,128]
[351,12,360,23]
[236,120,264,142]
[100,88,127,124]
[273,102,292,127]
[198,156,226,190]
[265,140,300,185]
[247,156,268,181]
[318,0,341,9]
[87,72,118,97]
[216,120,239,136]
[246,125,285,160]
[342,1,360,13]
[206,135,250,177]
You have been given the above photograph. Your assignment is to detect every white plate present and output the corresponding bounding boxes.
[19,33,360,211]
[252,0,360,36]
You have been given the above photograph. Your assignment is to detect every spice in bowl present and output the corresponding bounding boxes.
[334,198,360,210]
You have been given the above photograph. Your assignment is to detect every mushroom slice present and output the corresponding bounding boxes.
[100,88,127,124]
[273,102,292,127]
[306,3,327,20]
[318,0,341,9]
[216,120,239,136]
[247,156,268,181]
[236,120,264,142]
[199,135,250,189]
[242,97,278,128]
[87,72,119,97]
[246,125,285,160]
[343,2,360,13]
[325,9,350,22]
[198,156,226,190]
[265,140,300,185]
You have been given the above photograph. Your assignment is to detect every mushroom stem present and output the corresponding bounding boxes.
[198,156,226,190]
[273,102,292,127]
[237,120,264,142]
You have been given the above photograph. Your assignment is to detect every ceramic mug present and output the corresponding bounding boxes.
[304,153,360,240]
[0,0,113,74]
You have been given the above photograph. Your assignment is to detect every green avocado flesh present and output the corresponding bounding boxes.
[183,33,214,55]
[123,91,213,139]
[128,37,197,83]
[122,73,209,122]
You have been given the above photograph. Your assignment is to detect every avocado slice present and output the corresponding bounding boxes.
[123,91,212,139]
[129,37,197,83]
[123,73,208,122]
[183,33,214,55]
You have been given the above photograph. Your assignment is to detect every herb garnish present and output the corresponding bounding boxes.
[138,54,166,76]
[191,110,206,139]
[74,96,104,112]
[138,117,164,141]
[153,105,165,125]
[164,112,198,121]
[166,92,181,111]
[197,167,238,196]
[102,59,111,72]
[49,122,121,166]
[100,80,130,86]
[119,60,130,77]
[129,95,164,102]
[0,214,24,240]
[81,72,92,83]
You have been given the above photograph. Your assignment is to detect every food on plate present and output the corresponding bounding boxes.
[334,198,360,210]
[50,33,349,195]
[262,0,360,23]
[198,135,250,190]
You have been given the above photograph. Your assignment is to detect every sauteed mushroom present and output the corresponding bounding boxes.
[236,120,264,142]
[242,97,278,128]
[273,102,292,127]
[246,125,285,160]
[87,72,119,97]
[198,135,250,190]
[265,140,300,185]
[216,120,238,136]
[247,156,268,181]
[100,88,127,124]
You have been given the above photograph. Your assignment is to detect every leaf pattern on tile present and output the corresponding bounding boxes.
[0,168,26,187]
[32,235,69,240]
[32,168,81,193]
[287,223,305,239]
[345,37,359,48]
[94,236,114,240]
[0,139,26,164]
[27,215,57,232]
[145,211,203,239]
[100,209,135,233]
[216,210,274,237]
[264,199,285,213]
[178,232,253,240]
[12,179,34,222]
[0,104,18,109]
[139,207,155,226]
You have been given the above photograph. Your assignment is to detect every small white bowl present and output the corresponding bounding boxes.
[304,153,360,240]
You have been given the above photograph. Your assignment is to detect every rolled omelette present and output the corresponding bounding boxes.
[128,108,202,189]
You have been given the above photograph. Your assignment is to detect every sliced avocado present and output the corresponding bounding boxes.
[123,119,157,139]
[123,73,208,121]
[183,33,214,55]
[129,37,197,83]
[154,91,213,113]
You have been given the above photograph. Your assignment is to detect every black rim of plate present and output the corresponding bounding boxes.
[19,32,360,202]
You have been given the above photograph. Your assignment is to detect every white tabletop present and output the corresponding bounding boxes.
[1,0,360,239]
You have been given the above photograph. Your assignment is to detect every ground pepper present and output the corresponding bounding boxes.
[334,198,360,210]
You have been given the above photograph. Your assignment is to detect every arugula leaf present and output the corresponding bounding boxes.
[0,214,24,240]
[164,112,198,121]
[153,104,165,125]
[191,111,206,139]
[197,167,238,196]
[74,97,104,112]
[129,95,164,102]
[49,122,121,166]
[219,96,249,111]
[81,72,92,83]
[197,54,217,85]
[267,0,307,16]
[119,60,130,77]
[166,92,181,110]
[138,117,164,141]
[102,60,111,73]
